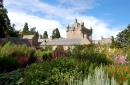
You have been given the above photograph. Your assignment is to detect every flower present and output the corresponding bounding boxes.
[114,54,129,64]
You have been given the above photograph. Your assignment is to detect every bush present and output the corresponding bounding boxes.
[24,57,95,85]
[46,51,53,60]
[104,65,130,84]
[0,56,19,73]
[0,69,25,85]
[40,51,48,60]
[33,50,43,62]
[69,66,121,85]
[15,55,30,67]
[72,44,112,65]
[114,54,129,64]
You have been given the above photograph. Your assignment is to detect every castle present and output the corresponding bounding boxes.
[38,19,93,50]
[0,19,112,50]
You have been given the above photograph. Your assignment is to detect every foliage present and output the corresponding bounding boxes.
[52,28,61,38]
[53,45,67,58]
[21,22,29,36]
[29,27,39,37]
[112,24,130,48]
[0,6,19,37]
[16,55,30,67]
[40,51,53,60]
[70,66,121,85]
[24,57,95,85]
[0,43,36,72]
[33,50,43,62]
[72,44,113,65]
[114,54,129,64]
[0,56,19,73]
[104,65,130,85]
[43,31,48,39]
[0,69,25,85]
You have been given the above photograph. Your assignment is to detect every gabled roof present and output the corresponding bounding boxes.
[23,35,35,39]
[40,38,81,45]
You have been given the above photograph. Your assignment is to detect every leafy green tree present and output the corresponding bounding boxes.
[112,24,130,48]
[43,31,48,39]
[52,28,61,38]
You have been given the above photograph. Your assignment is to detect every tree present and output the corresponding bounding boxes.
[52,28,61,38]
[39,34,42,39]
[0,0,19,38]
[0,7,10,37]
[43,31,48,39]
[29,27,39,37]
[112,24,130,48]
[21,22,29,36]
[9,24,20,37]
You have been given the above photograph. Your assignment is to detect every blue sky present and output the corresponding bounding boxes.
[4,0,130,39]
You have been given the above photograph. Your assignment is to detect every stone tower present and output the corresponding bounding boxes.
[66,19,92,40]
[0,0,3,9]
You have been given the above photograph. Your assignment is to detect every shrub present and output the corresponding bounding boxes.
[24,57,95,85]
[3,41,14,47]
[39,51,53,61]
[0,56,19,73]
[104,65,130,84]
[53,51,67,58]
[72,44,112,65]
[40,51,47,60]
[114,54,129,64]
[69,66,121,85]
[33,50,43,62]
[46,51,53,60]
[0,69,25,85]
[15,55,30,67]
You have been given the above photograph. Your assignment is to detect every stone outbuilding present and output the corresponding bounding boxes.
[23,35,38,47]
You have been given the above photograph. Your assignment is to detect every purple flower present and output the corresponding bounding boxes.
[114,54,129,64]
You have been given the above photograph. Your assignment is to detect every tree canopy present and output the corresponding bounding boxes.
[0,1,19,38]
[21,23,39,37]
[112,24,130,48]
[43,31,48,39]
[52,28,61,38]
[21,22,29,36]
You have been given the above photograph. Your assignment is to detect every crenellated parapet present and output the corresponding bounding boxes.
[66,19,93,40]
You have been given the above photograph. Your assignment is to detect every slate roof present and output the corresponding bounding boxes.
[40,38,81,45]
[0,37,31,46]
[23,35,34,39]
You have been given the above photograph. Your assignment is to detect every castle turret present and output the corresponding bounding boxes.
[66,24,69,32]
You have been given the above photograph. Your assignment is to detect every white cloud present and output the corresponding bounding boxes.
[8,12,63,37]
[4,0,124,40]
[69,15,125,40]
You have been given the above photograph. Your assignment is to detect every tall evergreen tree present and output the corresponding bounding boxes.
[0,0,19,38]
[0,0,11,37]
[21,22,29,36]
[43,31,48,39]
[52,28,61,38]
